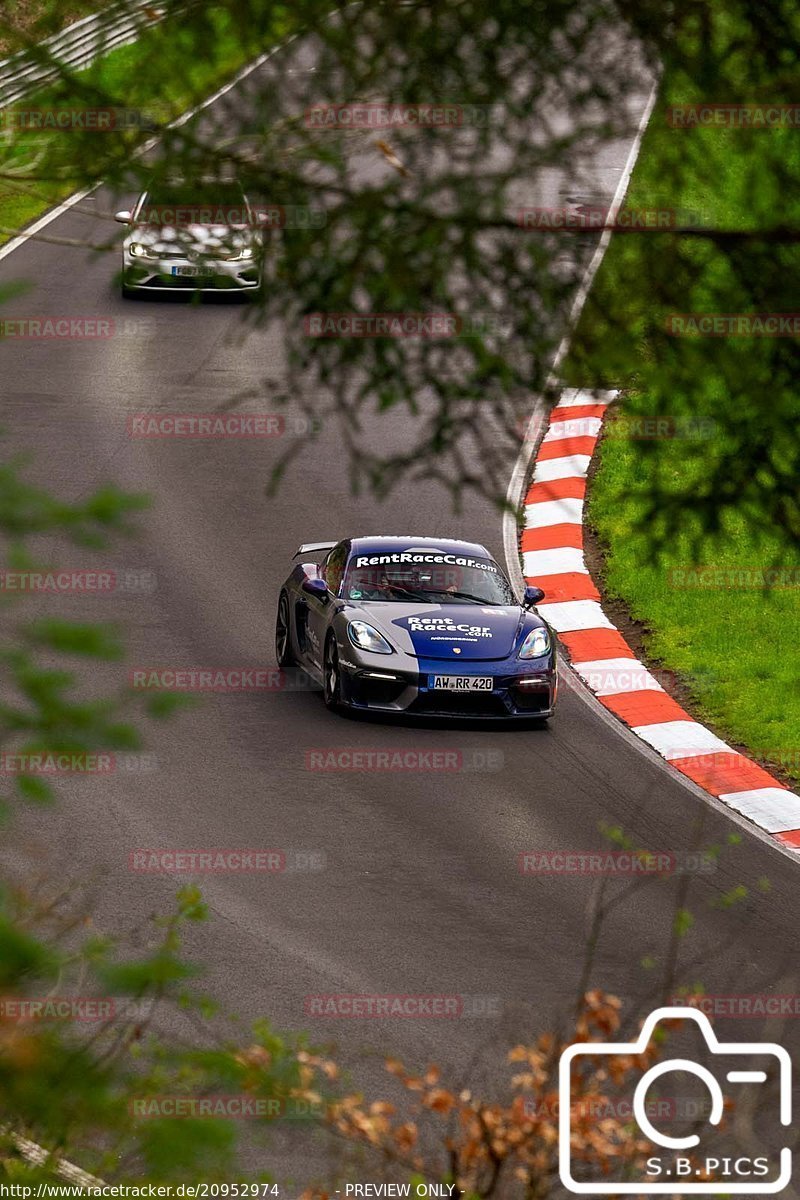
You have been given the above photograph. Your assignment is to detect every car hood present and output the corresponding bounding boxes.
[128,223,255,255]
[345,602,545,662]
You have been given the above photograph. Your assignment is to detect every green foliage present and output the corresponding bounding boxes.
[136,1117,236,1179]
[715,884,749,909]
[0,462,147,544]
[23,619,125,658]
[673,908,695,938]
[0,2,294,248]
[0,452,326,1182]
[0,914,57,985]
[0,0,796,1189]
[571,0,800,781]
[2,0,798,520]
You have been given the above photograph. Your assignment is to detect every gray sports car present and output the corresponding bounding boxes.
[275,535,557,720]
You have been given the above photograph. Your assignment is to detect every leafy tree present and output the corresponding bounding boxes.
[1,0,795,539]
[0,457,327,1181]
[0,0,798,1192]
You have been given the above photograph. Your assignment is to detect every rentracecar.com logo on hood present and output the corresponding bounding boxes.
[390,608,524,659]
[405,615,493,638]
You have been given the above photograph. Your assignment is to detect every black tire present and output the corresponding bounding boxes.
[323,634,342,712]
[275,592,296,667]
[121,283,139,299]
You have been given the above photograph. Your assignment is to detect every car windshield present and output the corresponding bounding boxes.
[137,183,251,227]
[343,557,517,604]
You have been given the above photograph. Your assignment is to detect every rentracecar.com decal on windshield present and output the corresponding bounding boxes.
[353,553,499,572]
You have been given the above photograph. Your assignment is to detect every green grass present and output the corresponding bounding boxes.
[589,418,800,782]
[564,17,800,785]
[0,3,292,244]
[0,1,101,55]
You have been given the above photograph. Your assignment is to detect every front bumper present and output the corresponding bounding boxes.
[339,658,557,720]
[122,255,260,293]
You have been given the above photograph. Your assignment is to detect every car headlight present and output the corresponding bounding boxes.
[225,246,255,261]
[518,626,550,659]
[129,242,155,258]
[347,621,393,655]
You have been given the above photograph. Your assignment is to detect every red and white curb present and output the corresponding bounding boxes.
[522,387,800,853]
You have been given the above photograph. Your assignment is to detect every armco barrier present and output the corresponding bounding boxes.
[0,1,166,108]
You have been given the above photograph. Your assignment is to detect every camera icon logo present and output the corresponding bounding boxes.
[559,1005,792,1193]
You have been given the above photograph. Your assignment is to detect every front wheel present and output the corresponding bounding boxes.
[323,635,343,712]
[275,592,295,667]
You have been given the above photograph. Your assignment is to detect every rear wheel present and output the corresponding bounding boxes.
[323,634,342,712]
[275,592,295,667]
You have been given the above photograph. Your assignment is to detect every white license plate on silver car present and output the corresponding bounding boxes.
[171,264,210,277]
[431,676,493,691]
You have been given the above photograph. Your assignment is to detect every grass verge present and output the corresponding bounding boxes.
[0,2,292,244]
[0,1,103,55]
[563,17,800,786]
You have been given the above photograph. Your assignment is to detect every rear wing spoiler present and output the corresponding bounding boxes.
[293,541,337,558]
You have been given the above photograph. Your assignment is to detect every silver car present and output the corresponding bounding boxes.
[115,180,263,297]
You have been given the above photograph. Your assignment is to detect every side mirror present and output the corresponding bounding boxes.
[302,576,329,600]
[114,210,133,224]
[523,585,545,609]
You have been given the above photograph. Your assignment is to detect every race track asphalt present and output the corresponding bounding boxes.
[1,32,798,1189]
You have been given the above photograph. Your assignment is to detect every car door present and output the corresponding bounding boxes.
[304,540,349,669]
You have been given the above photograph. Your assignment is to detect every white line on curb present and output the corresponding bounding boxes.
[526,390,800,851]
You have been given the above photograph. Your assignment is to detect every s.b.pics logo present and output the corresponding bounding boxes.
[559,1006,792,1193]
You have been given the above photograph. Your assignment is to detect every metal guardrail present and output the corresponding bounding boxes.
[0,1,166,108]
[1,1125,104,1188]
